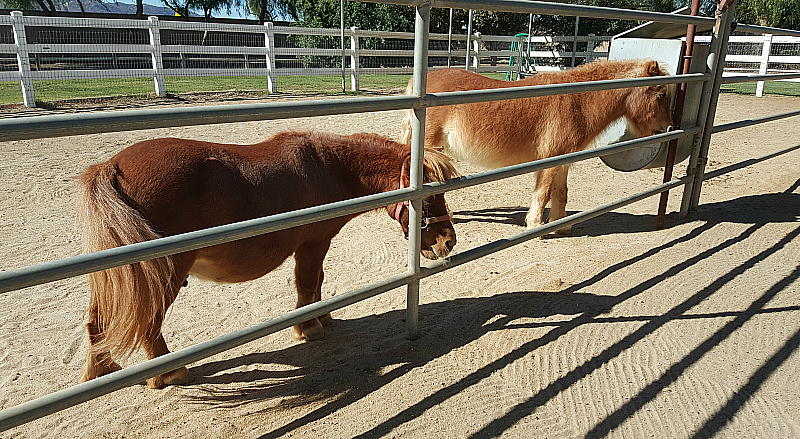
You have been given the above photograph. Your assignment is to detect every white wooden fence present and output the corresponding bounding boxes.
[0,12,612,107]
[696,34,800,97]
[1,12,799,107]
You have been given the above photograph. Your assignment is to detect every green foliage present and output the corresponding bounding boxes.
[736,0,800,29]
[287,0,415,32]
[247,0,293,22]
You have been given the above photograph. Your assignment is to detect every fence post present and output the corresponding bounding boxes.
[147,16,166,97]
[447,8,453,68]
[755,33,773,97]
[587,33,595,63]
[515,33,524,79]
[680,3,735,217]
[464,9,473,70]
[350,26,359,91]
[472,32,481,72]
[11,11,35,108]
[406,1,430,340]
[264,22,277,93]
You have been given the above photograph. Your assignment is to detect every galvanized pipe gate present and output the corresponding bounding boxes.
[2,0,800,432]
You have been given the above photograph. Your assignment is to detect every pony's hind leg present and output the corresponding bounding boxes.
[293,240,332,341]
[80,307,122,383]
[143,331,191,389]
[314,264,333,327]
[142,258,194,389]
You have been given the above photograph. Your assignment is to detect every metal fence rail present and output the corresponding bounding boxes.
[2,0,800,434]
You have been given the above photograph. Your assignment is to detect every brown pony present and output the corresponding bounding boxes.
[77,131,458,389]
[401,59,674,234]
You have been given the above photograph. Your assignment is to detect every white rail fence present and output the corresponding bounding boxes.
[0,12,611,107]
[696,34,800,97]
[2,12,799,108]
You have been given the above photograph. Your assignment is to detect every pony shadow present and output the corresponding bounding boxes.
[183,291,617,433]
[454,190,800,238]
[453,206,668,237]
[453,206,528,226]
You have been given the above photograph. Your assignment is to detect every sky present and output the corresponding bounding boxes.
[113,0,256,19]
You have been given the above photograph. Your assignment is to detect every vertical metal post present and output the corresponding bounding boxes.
[756,34,773,97]
[515,34,524,79]
[472,32,481,71]
[406,0,430,340]
[447,8,453,68]
[264,22,277,93]
[526,13,533,73]
[465,9,473,70]
[656,0,699,228]
[10,11,35,108]
[350,26,359,91]
[680,2,735,217]
[148,16,166,97]
[341,0,346,93]
[571,0,581,68]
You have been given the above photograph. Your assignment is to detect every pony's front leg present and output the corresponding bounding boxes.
[526,169,553,230]
[548,165,572,235]
[293,241,332,341]
[526,166,572,235]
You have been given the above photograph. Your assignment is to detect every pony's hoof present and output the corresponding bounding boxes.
[526,221,545,232]
[80,358,122,382]
[294,320,325,341]
[147,367,192,389]
[553,226,572,236]
[318,313,334,326]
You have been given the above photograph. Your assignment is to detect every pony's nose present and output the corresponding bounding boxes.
[654,125,673,135]
[445,240,454,253]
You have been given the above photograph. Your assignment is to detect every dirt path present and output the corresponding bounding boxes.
[1,93,799,438]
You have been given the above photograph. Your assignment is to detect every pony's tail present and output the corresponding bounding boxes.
[77,163,175,360]
[399,76,415,145]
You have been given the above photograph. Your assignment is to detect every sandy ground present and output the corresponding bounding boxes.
[1,93,799,439]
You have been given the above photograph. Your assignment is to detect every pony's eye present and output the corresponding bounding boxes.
[658,92,667,99]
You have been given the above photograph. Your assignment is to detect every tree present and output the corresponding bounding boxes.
[188,0,246,19]
[1,0,91,15]
[284,0,415,32]
[736,0,800,29]
[161,0,191,17]
[247,0,294,23]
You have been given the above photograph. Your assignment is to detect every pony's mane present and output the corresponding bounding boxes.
[524,59,670,85]
[347,132,459,182]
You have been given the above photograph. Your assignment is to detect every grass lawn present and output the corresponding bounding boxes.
[2,74,799,107]
[0,74,416,106]
[720,80,800,97]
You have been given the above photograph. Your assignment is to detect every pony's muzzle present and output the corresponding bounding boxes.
[654,125,674,135]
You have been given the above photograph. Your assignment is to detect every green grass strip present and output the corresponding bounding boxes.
[2,74,799,107]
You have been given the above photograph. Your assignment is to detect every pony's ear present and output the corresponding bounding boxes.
[401,156,412,186]
[422,148,460,182]
[645,60,662,77]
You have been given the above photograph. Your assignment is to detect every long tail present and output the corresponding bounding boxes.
[399,76,415,145]
[77,163,175,359]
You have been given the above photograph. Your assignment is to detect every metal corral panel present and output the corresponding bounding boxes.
[600,38,709,171]
[614,7,714,40]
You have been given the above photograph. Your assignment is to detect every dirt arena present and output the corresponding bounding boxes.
[1,93,799,438]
